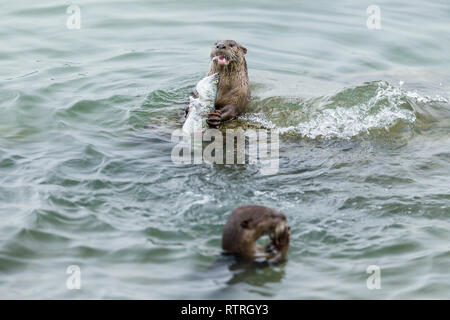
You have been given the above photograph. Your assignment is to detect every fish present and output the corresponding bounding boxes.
[182,73,220,134]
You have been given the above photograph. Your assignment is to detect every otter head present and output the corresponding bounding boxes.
[222,205,290,263]
[210,40,247,69]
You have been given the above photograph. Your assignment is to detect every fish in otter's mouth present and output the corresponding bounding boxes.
[266,220,290,252]
[222,205,291,264]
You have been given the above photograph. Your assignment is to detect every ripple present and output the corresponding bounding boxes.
[1,0,449,300]
[240,81,427,139]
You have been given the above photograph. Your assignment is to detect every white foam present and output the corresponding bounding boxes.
[240,82,447,140]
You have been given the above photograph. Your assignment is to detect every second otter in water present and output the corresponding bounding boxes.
[222,205,290,264]
[185,40,250,128]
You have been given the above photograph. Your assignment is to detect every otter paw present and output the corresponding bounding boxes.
[274,227,290,252]
[207,110,222,128]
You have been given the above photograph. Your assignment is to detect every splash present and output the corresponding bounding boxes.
[241,81,447,140]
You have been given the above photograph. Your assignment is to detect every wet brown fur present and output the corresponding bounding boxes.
[185,40,250,127]
[222,205,290,263]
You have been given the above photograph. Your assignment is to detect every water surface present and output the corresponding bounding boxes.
[0,0,449,299]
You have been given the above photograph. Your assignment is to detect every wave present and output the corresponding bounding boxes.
[240,81,448,140]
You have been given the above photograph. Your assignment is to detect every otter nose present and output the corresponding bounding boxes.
[216,43,226,49]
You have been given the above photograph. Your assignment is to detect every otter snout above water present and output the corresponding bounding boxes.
[185,40,250,128]
[222,205,290,264]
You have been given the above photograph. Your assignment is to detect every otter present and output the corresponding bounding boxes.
[189,206,289,284]
[185,40,250,128]
[222,205,290,264]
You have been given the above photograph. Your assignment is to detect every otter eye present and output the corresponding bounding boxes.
[229,44,234,47]
[240,218,252,229]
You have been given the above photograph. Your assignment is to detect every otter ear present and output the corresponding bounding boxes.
[239,45,247,55]
[240,218,252,229]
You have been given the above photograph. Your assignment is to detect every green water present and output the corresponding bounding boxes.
[0,0,449,299]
